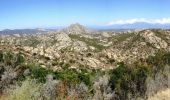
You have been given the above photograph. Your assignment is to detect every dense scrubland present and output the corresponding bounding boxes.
[0,49,170,100]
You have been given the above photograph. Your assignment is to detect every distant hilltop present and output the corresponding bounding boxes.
[1,22,170,35]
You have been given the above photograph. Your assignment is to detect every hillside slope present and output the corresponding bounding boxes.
[0,25,170,99]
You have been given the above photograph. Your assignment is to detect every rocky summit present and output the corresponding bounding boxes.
[0,24,170,100]
[61,23,90,34]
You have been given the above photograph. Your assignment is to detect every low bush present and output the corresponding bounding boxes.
[7,78,42,100]
[27,63,52,82]
[109,62,150,99]
[4,51,14,65]
[163,52,170,65]
[15,52,25,66]
[0,50,3,62]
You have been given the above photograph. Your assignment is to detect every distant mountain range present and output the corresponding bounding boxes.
[0,22,170,34]
[0,29,50,35]
[104,22,170,29]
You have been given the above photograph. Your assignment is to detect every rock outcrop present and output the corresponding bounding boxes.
[54,33,72,50]
[139,30,168,49]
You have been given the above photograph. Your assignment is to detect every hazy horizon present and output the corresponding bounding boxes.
[0,0,170,30]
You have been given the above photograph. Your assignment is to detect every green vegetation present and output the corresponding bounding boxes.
[15,52,25,66]
[22,37,41,48]
[4,51,14,65]
[0,50,3,62]
[163,52,170,65]
[7,78,42,100]
[110,33,134,44]
[1,49,170,99]
[27,63,53,82]
[27,63,101,86]
[147,50,170,72]
[0,51,25,66]
[109,62,150,99]
[69,34,106,52]
[109,50,170,99]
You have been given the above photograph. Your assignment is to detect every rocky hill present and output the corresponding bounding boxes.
[61,23,90,34]
[0,24,170,99]
[0,25,170,70]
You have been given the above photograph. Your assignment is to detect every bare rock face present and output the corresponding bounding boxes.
[85,57,102,68]
[72,41,88,52]
[101,32,111,38]
[54,33,72,50]
[55,32,71,42]
[23,46,33,52]
[139,30,168,49]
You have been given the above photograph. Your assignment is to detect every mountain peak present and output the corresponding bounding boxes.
[62,23,89,34]
[69,23,83,27]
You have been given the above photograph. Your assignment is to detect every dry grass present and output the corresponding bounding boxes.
[5,79,42,100]
[148,88,170,100]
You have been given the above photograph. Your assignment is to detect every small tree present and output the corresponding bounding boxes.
[15,52,25,65]
[0,50,3,62]
[4,51,13,65]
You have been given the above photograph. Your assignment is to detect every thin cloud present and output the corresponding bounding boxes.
[108,18,170,25]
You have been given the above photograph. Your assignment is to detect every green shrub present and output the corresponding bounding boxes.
[69,34,106,52]
[0,50,3,62]
[147,51,164,66]
[28,63,52,82]
[111,33,134,44]
[109,62,126,90]
[163,52,170,65]
[109,62,150,99]
[4,51,14,65]
[7,78,42,100]
[78,72,91,86]
[53,69,78,85]
[23,37,41,48]
[15,52,25,65]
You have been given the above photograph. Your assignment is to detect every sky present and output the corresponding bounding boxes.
[0,0,170,30]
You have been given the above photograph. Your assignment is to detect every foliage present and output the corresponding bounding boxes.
[4,51,14,65]
[23,37,41,48]
[27,63,52,82]
[163,52,170,65]
[109,62,150,99]
[109,62,126,90]
[69,34,106,52]
[110,33,134,44]
[53,67,96,86]
[2,48,170,100]
[26,62,99,87]
[108,51,170,99]
[147,50,170,75]
[7,78,42,100]
[15,52,25,66]
[0,50,3,62]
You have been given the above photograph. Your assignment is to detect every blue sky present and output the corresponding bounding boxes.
[0,0,170,30]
